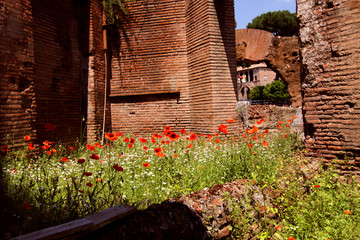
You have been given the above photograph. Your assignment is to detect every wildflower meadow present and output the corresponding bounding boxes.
[1,117,359,239]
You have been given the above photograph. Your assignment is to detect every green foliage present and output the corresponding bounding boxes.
[248,79,289,102]
[103,0,131,24]
[248,86,264,100]
[263,79,289,102]
[247,10,298,36]
[1,119,299,236]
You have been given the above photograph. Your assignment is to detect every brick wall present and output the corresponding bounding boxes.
[87,0,106,141]
[0,0,35,147]
[0,0,89,146]
[298,0,360,168]
[107,0,191,135]
[106,0,238,136]
[32,0,89,144]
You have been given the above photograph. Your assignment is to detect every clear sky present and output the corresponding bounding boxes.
[235,0,296,29]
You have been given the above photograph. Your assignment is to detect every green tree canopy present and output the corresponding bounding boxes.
[248,79,289,102]
[248,86,264,100]
[263,79,289,102]
[246,10,298,36]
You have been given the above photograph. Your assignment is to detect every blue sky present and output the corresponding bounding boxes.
[235,0,296,29]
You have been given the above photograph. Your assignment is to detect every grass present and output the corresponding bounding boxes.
[1,118,359,239]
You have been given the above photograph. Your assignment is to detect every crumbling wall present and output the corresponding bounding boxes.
[235,29,302,107]
[298,0,360,168]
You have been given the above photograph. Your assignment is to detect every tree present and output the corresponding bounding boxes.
[248,86,264,100]
[246,10,298,36]
[263,79,289,102]
[248,79,289,102]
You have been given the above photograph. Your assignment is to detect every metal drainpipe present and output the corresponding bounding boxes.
[101,8,108,145]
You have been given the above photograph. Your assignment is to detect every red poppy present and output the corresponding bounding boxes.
[139,138,147,143]
[86,144,95,151]
[128,144,133,148]
[314,185,320,188]
[97,178,102,182]
[84,172,92,176]
[78,158,86,164]
[69,146,75,150]
[94,143,104,149]
[189,133,197,141]
[154,148,162,154]
[180,129,186,134]
[24,201,31,210]
[284,134,288,138]
[105,133,118,141]
[42,144,51,150]
[248,143,253,148]
[263,129,269,134]
[226,119,235,123]
[130,138,135,144]
[277,125,281,129]
[215,139,220,143]
[51,149,56,153]
[246,129,253,134]
[87,182,93,187]
[344,210,351,215]
[60,157,69,162]
[288,237,296,240]
[123,138,130,142]
[164,126,171,132]
[45,123,56,132]
[256,119,265,125]
[168,132,180,141]
[275,226,282,230]
[142,162,150,168]
[165,140,170,144]
[28,143,35,150]
[292,116,296,119]
[207,135,213,140]
[187,143,193,149]
[90,153,100,160]
[112,163,123,171]
[143,146,148,150]
[46,151,52,155]
[24,135,31,141]
[278,121,284,125]
[262,141,269,147]
[218,124,228,134]
[117,132,123,136]
[2,145,9,155]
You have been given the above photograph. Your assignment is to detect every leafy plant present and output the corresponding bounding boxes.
[247,10,298,36]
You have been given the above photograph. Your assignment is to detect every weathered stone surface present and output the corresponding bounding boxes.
[265,37,302,107]
[298,0,360,165]
[235,29,274,62]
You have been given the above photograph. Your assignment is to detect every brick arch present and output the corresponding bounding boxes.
[235,29,301,107]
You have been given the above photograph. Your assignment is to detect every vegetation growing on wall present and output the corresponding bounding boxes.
[103,0,130,24]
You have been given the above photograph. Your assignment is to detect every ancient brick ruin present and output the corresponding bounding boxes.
[0,0,239,146]
[1,0,360,166]
[298,0,360,169]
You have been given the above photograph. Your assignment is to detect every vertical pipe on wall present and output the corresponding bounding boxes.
[101,7,108,144]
